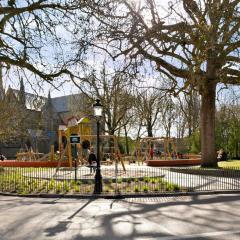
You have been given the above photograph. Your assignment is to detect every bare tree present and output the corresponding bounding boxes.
[177,88,200,137]
[159,97,177,138]
[76,66,135,136]
[134,87,164,137]
[86,0,240,166]
[0,0,84,83]
[175,100,188,139]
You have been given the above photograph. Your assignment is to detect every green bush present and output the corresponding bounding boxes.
[173,184,180,191]
[117,178,122,184]
[154,186,160,192]
[76,180,82,185]
[150,178,156,184]
[143,186,148,192]
[127,178,132,184]
[74,185,80,192]
[134,186,139,192]
[165,183,172,191]
[56,183,62,193]
[143,177,149,183]
[41,181,47,192]
[63,181,70,192]
[49,179,55,190]
[20,189,29,195]
[157,177,164,183]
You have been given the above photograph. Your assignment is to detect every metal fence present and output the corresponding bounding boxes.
[0,166,240,195]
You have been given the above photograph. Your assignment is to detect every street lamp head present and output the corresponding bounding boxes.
[93,99,103,117]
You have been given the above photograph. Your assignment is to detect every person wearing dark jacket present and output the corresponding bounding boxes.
[88,147,97,173]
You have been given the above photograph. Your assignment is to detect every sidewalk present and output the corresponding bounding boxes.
[0,193,240,240]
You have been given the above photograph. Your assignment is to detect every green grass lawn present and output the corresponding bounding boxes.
[218,160,240,168]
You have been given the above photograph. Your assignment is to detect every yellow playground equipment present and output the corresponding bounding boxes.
[134,137,178,164]
[57,116,126,170]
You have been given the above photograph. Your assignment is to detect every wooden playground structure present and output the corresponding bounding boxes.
[131,137,179,164]
[132,137,201,166]
[0,117,201,168]
[12,116,126,170]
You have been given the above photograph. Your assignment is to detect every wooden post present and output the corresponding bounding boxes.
[68,143,73,168]
[58,130,62,158]
[50,145,54,161]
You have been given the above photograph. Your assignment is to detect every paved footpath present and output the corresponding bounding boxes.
[0,194,240,240]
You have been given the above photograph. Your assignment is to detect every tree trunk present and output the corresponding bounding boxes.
[147,122,153,137]
[124,125,129,155]
[200,81,217,167]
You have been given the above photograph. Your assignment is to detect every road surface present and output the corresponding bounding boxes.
[0,193,240,239]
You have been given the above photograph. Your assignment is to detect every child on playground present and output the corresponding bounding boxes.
[149,147,154,160]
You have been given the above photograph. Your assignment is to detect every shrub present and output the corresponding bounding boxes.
[143,177,149,183]
[154,186,160,192]
[20,190,29,195]
[33,180,38,189]
[143,186,148,192]
[126,178,132,184]
[150,178,156,184]
[56,183,62,193]
[165,182,180,191]
[157,177,164,183]
[41,181,47,192]
[173,184,180,191]
[63,181,70,192]
[166,183,175,191]
[122,178,127,183]
[74,185,80,193]
[117,178,122,184]
[49,179,55,190]
[134,186,139,192]
[76,180,82,185]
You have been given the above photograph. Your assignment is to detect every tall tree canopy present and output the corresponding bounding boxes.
[77,66,134,135]
[0,0,84,82]
[86,0,240,166]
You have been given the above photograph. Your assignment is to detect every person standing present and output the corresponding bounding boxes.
[88,147,97,173]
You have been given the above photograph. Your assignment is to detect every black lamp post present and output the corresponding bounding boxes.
[93,99,103,194]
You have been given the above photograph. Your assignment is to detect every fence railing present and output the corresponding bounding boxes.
[0,166,240,195]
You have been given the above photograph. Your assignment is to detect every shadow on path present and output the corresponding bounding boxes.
[68,199,93,220]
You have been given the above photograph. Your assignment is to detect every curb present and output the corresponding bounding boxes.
[0,190,240,199]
